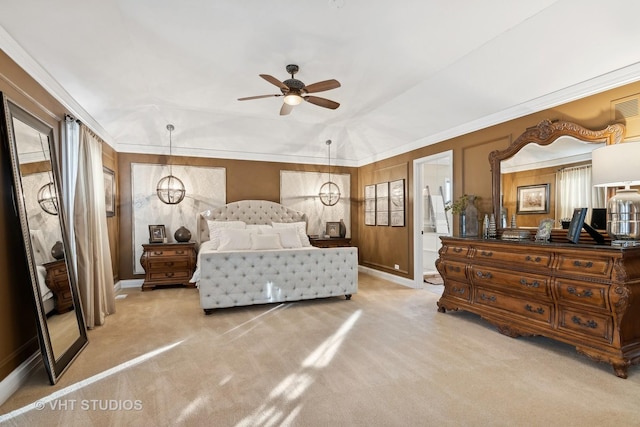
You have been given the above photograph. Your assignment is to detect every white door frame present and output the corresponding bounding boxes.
[413,150,453,288]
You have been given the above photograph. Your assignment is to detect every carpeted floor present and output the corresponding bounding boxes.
[2,272,640,426]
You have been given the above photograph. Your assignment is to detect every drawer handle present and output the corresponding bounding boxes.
[153,251,164,256]
[453,247,463,253]
[567,287,593,298]
[480,250,493,257]
[164,262,174,267]
[475,270,492,280]
[571,315,597,329]
[525,304,545,315]
[525,255,541,263]
[452,287,465,295]
[573,260,593,269]
[519,278,540,288]
[480,293,496,302]
[165,272,175,278]
[448,265,461,273]
[176,250,185,254]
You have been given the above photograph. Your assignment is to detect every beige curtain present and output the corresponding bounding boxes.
[74,126,116,328]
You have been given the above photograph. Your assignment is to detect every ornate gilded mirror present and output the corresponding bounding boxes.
[0,93,87,384]
[489,119,625,231]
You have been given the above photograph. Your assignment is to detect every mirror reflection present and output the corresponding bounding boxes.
[1,95,87,384]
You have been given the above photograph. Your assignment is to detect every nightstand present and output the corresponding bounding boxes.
[309,237,352,248]
[140,242,197,291]
[43,259,73,313]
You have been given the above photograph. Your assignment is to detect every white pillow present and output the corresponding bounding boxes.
[217,228,252,251]
[251,233,282,250]
[272,221,311,247]
[269,227,302,248]
[207,220,246,249]
[29,229,49,265]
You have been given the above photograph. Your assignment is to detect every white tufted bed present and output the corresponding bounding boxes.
[192,200,358,314]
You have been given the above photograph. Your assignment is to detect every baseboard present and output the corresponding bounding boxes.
[0,351,41,406]
[358,265,422,289]
[116,279,143,290]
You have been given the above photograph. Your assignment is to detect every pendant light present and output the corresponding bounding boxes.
[156,124,186,205]
[36,133,58,215]
[319,139,341,206]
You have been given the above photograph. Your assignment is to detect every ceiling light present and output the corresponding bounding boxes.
[319,140,341,206]
[156,124,185,205]
[283,93,303,106]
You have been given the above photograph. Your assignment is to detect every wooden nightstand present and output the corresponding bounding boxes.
[309,237,352,248]
[140,242,197,291]
[43,259,73,313]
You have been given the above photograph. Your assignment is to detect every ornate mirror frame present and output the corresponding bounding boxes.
[489,119,626,230]
[0,93,87,384]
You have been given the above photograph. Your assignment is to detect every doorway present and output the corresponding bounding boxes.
[413,151,453,288]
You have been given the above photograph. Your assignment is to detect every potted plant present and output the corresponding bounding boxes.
[445,194,479,236]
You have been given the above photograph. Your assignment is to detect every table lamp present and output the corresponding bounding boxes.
[592,141,640,246]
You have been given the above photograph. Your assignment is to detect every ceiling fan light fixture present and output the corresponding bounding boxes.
[283,93,303,106]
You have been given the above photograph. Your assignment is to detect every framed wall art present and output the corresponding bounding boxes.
[390,179,405,227]
[516,183,550,214]
[103,166,115,217]
[376,182,389,226]
[364,184,376,226]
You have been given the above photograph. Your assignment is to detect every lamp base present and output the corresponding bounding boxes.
[606,188,640,243]
[611,239,640,247]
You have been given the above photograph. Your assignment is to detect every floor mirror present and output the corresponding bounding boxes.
[0,93,87,384]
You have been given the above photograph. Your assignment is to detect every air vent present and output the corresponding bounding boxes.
[612,95,640,120]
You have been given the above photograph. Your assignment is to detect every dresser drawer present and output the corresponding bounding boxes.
[556,279,608,310]
[473,247,552,269]
[146,247,192,258]
[469,266,552,298]
[558,307,613,343]
[440,260,467,281]
[556,254,613,278]
[148,270,192,281]
[474,288,553,325]
[442,280,471,302]
[443,244,470,258]
[148,260,190,270]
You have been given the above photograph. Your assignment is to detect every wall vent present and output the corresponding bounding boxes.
[612,95,640,120]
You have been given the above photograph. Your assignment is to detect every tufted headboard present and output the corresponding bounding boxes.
[197,200,308,244]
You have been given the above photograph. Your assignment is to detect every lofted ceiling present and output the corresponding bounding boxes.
[2,0,640,167]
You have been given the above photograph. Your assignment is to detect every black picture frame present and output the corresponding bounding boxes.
[103,166,115,217]
[326,221,341,238]
[516,183,550,214]
[567,208,587,243]
[149,224,166,243]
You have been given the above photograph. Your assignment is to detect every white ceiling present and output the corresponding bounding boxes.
[2,0,640,167]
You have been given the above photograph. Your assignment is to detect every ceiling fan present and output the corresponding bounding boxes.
[238,64,341,115]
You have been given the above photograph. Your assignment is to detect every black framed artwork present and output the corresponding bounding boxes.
[567,208,587,243]
[103,166,115,217]
[148,224,166,243]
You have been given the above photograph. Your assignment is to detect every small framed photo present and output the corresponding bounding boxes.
[567,208,588,243]
[517,184,550,214]
[103,166,115,217]
[149,224,166,243]
[326,222,341,238]
[534,218,555,242]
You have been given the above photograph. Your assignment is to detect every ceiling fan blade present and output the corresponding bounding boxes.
[238,94,282,101]
[260,74,289,91]
[280,103,294,116]
[303,79,341,94]
[304,96,340,110]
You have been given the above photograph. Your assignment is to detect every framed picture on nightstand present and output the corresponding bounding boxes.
[149,224,166,243]
[326,222,341,238]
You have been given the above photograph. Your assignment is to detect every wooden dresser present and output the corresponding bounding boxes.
[436,236,640,378]
[43,259,74,313]
[140,242,197,291]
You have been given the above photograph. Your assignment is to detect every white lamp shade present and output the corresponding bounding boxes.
[283,94,303,106]
[592,141,640,187]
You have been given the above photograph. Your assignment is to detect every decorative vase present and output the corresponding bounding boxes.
[482,214,489,238]
[488,213,497,238]
[339,219,347,238]
[511,214,517,228]
[51,241,64,260]
[174,226,192,242]
[459,211,467,237]
[464,195,478,237]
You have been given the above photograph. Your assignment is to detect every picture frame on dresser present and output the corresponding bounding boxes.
[148,224,166,243]
[567,207,587,243]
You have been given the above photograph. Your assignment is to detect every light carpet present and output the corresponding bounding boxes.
[1,273,640,426]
